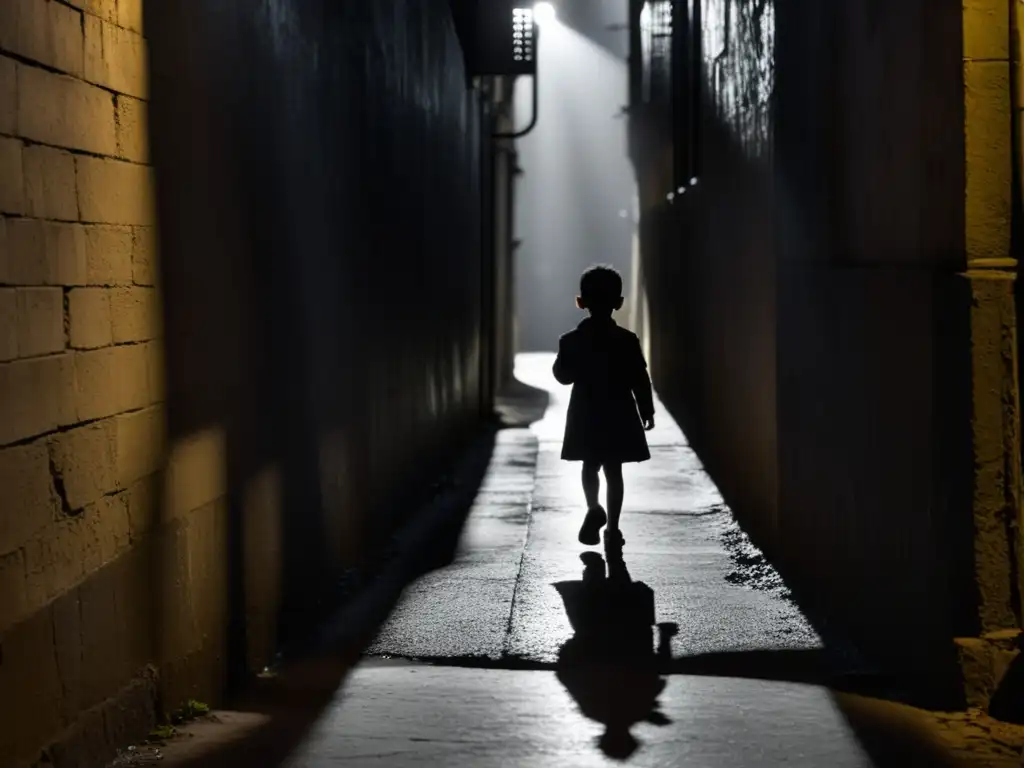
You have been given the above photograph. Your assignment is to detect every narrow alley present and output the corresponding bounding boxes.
[138,356,976,766]
[366,353,817,666]
[7,0,1024,766]
[288,354,834,765]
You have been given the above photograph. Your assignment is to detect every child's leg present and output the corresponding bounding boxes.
[603,463,624,530]
[582,460,601,509]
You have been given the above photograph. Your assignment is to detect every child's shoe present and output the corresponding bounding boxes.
[578,505,607,545]
[603,527,625,551]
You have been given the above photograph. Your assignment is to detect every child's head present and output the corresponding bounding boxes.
[576,264,624,316]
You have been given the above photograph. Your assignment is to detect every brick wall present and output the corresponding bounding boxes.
[0,1,173,764]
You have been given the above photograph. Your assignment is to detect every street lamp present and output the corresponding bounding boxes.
[534,2,557,26]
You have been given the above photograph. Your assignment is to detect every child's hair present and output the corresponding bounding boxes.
[579,264,623,313]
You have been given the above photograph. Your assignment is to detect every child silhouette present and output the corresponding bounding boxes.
[552,265,655,549]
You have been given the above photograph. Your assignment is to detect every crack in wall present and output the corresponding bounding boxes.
[48,449,76,517]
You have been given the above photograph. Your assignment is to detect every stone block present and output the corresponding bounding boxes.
[79,560,125,708]
[0,55,15,134]
[111,286,159,343]
[15,286,65,358]
[144,340,164,403]
[17,63,117,156]
[5,0,85,77]
[0,0,84,77]
[65,0,116,24]
[0,289,16,361]
[964,0,1010,61]
[84,224,133,285]
[22,521,85,610]
[0,550,28,634]
[49,700,113,768]
[164,428,227,519]
[49,418,117,510]
[119,0,144,34]
[6,219,88,285]
[965,59,1012,263]
[116,405,165,487]
[0,604,63,763]
[125,474,157,542]
[116,95,149,163]
[0,137,26,215]
[46,221,89,285]
[74,343,148,421]
[0,353,76,445]
[100,673,159,760]
[131,226,157,285]
[84,15,147,99]
[76,155,154,226]
[87,491,130,564]
[68,287,112,349]
[51,588,84,718]
[24,144,78,220]
[0,440,56,555]
[0,218,8,283]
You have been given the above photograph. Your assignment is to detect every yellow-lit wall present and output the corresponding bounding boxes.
[0,1,240,764]
[961,0,1021,640]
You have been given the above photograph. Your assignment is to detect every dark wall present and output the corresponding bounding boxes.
[148,0,492,685]
[635,0,970,703]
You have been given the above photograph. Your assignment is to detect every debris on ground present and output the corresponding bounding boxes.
[107,701,216,767]
[929,707,1024,765]
[716,514,794,602]
[108,744,165,766]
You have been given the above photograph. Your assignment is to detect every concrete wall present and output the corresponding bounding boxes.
[145,0,496,720]
[0,1,499,765]
[775,0,971,700]
[634,0,979,703]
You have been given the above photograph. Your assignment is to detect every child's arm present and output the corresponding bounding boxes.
[552,336,575,384]
[630,336,655,426]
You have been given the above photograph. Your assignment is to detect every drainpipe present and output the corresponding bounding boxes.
[493,26,540,139]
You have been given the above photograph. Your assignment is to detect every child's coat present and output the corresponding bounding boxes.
[553,316,654,464]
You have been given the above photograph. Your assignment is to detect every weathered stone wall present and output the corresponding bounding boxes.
[0,0,170,764]
[0,1,500,765]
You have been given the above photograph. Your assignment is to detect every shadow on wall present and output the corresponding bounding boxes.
[130,375,550,768]
[144,0,496,745]
[639,0,970,709]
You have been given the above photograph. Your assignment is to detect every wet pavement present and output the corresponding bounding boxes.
[152,354,974,767]
[367,352,819,663]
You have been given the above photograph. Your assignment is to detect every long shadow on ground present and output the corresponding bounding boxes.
[143,380,551,768]
[550,550,972,766]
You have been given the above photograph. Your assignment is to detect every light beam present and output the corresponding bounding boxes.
[534,2,557,26]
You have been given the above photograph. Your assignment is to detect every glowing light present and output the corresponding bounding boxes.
[534,2,557,25]
[512,8,536,62]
